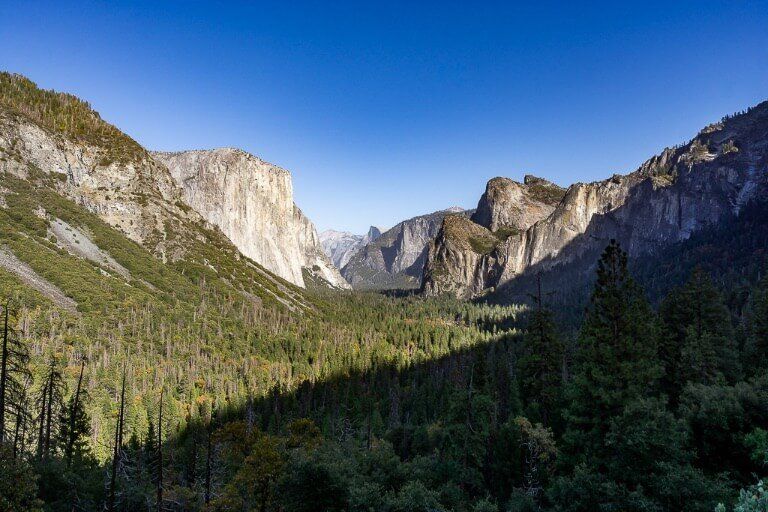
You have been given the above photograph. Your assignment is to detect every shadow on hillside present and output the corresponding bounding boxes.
[483,179,768,322]
[213,328,521,443]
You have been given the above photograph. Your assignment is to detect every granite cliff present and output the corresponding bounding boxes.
[320,226,382,270]
[0,72,345,295]
[152,149,349,289]
[422,102,768,299]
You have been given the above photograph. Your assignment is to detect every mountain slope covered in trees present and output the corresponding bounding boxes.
[0,73,766,512]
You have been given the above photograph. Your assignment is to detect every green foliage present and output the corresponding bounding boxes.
[0,445,42,512]
[210,435,285,512]
[660,269,741,402]
[746,273,768,375]
[716,480,768,512]
[564,240,662,465]
[0,72,145,164]
[518,303,563,426]
[0,217,766,511]
[744,428,768,467]
[279,451,348,512]
[469,235,499,255]
[526,183,566,205]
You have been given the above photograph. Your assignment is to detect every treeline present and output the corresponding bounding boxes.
[0,72,145,164]
[2,241,768,511]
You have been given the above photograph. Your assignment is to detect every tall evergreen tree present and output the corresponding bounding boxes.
[107,364,127,512]
[0,303,30,446]
[563,240,661,467]
[35,359,65,460]
[660,269,740,398]
[518,275,563,427]
[59,356,91,467]
[747,272,768,375]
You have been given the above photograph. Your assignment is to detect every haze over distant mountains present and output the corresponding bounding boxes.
[320,226,383,270]
[338,207,469,290]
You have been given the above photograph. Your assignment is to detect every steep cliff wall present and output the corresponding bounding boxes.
[0,72,312,310]
[0,99,194,261]
[152,148,349,289]
[423,102,768,298]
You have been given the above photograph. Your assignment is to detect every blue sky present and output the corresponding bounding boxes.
[2,1,767,233]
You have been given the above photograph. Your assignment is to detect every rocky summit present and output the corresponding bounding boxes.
[320,225,382,270]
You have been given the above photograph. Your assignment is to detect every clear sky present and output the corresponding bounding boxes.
[2,1,767,233]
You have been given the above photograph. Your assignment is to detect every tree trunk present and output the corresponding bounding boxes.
[66,357,85,466]
[108,366,126,512]
[157,388,163,512]
[0,304,9,443]
[36,379,48,459]
[204,425,212,505]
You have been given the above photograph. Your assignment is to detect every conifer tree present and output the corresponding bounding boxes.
[35,359,65,460]
[660,269,740,397]
[518,275,563,426]
[747,273,768,374]
[0,303,30,445]
[107,364,127,512]
[59,356,91,467]
[564,240,661,466]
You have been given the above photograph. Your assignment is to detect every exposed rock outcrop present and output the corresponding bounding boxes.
[471,175,565,232]
[152,148,349,289]
[422,177,564,298]
[0,73,344,297]
[423,101,768,298]
[320,226,382,270]
[421,215,504,298]
[342,207,469,290]
[0,107,190,260]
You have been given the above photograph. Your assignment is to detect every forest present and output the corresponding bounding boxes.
[0,235,767,512]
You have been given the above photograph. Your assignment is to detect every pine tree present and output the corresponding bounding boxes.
[518,275,563,426]
[660,269,740,397]
[0,303,30,446]
[747,272,768,375]
[59,356,91,467]
[563,240,662,467]
[35,359,65,460]
[107,364,127,512]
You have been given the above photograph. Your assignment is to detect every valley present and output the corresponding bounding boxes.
[0,72,766,512]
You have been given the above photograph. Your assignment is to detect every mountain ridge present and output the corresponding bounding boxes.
[422,100,768,299]
[320,225,383,270]
[341,207,472,290]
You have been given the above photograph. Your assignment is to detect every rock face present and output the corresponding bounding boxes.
[320,226,382,270]
[422,101,768,299]
[471,175,565,232]
[152,149,349,289]
[0,73,345,292]
[0,84,193,261]
[422,177,565,298]
[342,207,468,289]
